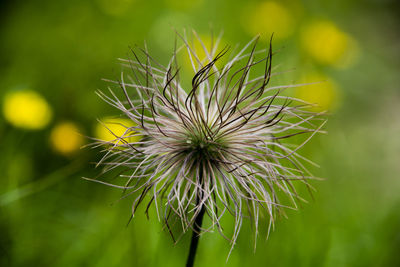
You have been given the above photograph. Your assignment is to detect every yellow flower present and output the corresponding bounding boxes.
[301,20,359,67]
[243,1,295,41]
[95,117,140,144]
[180,34,227,74]
[50,122,84,156]
[178,33,229,84]
[295,73,340,112]
[2,90,52,130]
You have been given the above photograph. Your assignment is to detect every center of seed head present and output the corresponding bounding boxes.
[189,138,206,150]
[185,135,212,154]
[183,133,228,164]
[183,128,228,162]
[199,141,205,149]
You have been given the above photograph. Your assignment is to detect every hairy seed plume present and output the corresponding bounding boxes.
[86,31,326,253]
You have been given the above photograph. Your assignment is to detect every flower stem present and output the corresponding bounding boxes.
[186,164,205,267]
[185,206,205,267]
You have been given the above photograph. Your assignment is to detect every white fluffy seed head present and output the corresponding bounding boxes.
[88,31,326,251]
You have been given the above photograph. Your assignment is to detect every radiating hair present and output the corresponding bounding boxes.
[86,31,326,253]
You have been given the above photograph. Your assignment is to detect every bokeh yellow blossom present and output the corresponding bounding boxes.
[3,90,52,130]
[243,1,295,41]
[50,122,84,156]
[295,73,340,112]
[180,34,227,72]
[95,117,141,144]
[301,20,359,67]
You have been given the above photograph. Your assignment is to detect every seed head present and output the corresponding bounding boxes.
[87,31,326,251]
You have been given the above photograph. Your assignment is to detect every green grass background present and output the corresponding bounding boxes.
[1,0,400,266]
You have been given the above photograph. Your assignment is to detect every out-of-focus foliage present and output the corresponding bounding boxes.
[1,0,400,266]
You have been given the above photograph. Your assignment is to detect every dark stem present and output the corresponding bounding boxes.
[186,163,205,267]
[185,206,205,267]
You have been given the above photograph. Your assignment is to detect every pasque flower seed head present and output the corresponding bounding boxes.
[87,31,326,252]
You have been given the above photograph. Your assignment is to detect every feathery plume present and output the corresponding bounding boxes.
[87,31,326,261]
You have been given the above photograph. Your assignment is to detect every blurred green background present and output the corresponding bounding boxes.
[1,0,400,266]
